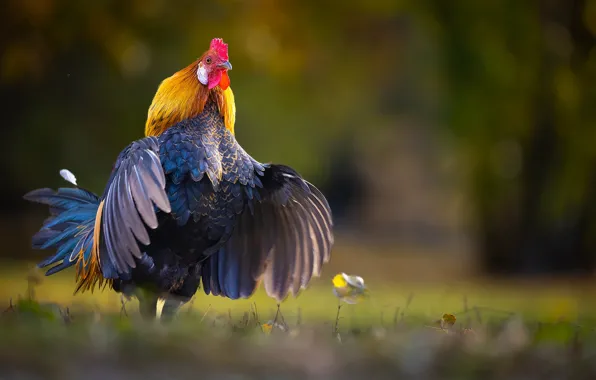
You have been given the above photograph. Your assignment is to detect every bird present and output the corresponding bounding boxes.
[24,38,334,320]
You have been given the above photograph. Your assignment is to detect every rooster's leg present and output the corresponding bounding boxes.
[160,296,190,321]
[136,288,159,320]
[160,282,198,321]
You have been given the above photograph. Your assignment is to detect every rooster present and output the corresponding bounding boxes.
[24,38,334,320]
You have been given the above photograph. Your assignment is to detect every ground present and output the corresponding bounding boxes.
[1,255,596,379]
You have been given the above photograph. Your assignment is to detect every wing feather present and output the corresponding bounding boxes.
[202,164,334,302]
[100,137,170,274]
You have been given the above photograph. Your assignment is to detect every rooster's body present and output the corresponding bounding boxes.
[24,38,333,319]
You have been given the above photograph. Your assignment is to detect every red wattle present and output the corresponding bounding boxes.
[208,71,223,90]
[219,72,230,90]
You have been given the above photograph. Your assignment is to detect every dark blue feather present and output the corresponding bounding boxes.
[25,186,105,279]
[224,248,240,299]
[40,225,79,249]
[24,188,99,209]
[44,210,96,229]
[32,229,60,249]
[46,259,75,276]
[209,253,221,296]
[38,238,78,268]
[217,246,227,295]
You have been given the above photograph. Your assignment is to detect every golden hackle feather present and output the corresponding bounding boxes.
[219,86,236,135]
[144,59,236,137]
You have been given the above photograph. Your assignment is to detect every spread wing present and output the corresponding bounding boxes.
[202,164,334,301]
[98,137,171,275]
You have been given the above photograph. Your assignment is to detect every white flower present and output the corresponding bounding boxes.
[332,273,369,304]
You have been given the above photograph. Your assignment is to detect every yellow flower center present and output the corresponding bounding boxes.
[332,274,348,288]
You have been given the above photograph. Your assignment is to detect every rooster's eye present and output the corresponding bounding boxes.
[206,57,212,64]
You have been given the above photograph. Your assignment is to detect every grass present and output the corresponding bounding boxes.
[2,261,596,379]
[1,262,592,321]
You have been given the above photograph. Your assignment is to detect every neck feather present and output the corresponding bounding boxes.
[144,61,236,136]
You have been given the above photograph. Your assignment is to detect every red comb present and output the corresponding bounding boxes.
[210,38,229,61]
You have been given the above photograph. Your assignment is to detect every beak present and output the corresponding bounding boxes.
[219,61,232,70]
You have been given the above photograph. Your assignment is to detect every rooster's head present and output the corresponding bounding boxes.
[145,37,235,136]
[197,38,232,90]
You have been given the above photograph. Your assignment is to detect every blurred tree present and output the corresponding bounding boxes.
[319,132,367,227]
[4,0,596,277]
[433,0,596,275]
[2,0,417,259]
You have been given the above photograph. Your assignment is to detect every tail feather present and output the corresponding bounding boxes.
[31,229,61,249]
[38,224,82,251]
[37,236,78,268]
[24,187,99,210]
[25,186,112,292]
[42,205,98,229]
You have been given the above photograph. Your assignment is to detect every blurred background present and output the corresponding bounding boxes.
[2,0,596,289]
